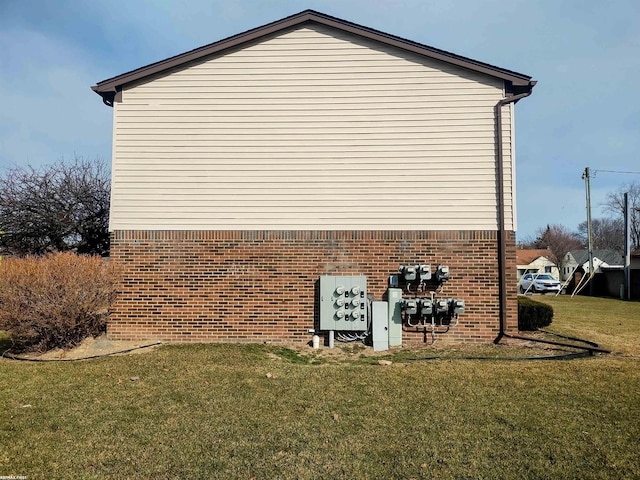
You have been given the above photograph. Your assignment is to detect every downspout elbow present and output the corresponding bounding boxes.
[102,96,114,107]
[101,92,116,107]
[91,86,117,108]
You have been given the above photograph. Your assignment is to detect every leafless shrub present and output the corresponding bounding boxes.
[0,252,120,353]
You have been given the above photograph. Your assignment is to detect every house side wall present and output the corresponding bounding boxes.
[516,258,559,280]
[108,229,518,344]
[560,253,579,281]
[110,25,514,231]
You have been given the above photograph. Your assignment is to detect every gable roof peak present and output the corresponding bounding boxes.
[516,248,553,266]
[92,9,535,106]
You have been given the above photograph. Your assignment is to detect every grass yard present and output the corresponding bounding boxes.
[1,297,639,479]
[532,294,640,356]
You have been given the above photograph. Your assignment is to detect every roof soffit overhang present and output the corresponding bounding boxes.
[92,9,535,104]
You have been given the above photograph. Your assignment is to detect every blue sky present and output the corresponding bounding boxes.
[1,0,639,240]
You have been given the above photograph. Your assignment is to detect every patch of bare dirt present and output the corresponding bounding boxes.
[8,335,161,360]
[277,340,405,361]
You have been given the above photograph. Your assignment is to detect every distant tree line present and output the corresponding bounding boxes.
[518,181,640,268]
[0,157,110,257]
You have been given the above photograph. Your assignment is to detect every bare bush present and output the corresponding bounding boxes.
[0,252,120,353]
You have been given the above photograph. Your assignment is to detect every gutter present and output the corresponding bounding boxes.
[494,82,536,342]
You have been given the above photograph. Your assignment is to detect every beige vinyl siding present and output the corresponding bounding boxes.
[111,25,514,231]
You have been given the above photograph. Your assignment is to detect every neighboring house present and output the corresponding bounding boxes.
[631,249,640,270]
[561,249,624,281]
[92,10,535,344]
[631,250,640,299]
[516,249,559,281]
[561,249,626,297]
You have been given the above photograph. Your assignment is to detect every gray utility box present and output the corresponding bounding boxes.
[372,301,389,351]
[387,288,403,347]
[319,276,367,331]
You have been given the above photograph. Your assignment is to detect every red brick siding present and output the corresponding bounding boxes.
[108,230,517,345]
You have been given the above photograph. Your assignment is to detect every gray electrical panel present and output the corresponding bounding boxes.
[372,301,389,351]
[387,288,403,347]
[319,276,367,331]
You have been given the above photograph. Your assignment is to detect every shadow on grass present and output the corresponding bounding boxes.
[0,330,12,354]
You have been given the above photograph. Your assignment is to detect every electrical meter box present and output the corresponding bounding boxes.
[319,276,367,331]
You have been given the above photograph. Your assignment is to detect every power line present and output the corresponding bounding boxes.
[592,169,640,175]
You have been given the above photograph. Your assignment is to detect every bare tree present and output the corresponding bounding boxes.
[577,218,624,253]
[604,181,640,250]
[0,157,110,256]
[516,234,541,250]
[525,224,583,267]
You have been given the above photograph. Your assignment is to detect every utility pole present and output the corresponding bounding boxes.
[582,167,594,296]
[624,192,630,300]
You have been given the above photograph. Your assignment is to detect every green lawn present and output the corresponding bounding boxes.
[1,297,639,479]
[532,295,640,356]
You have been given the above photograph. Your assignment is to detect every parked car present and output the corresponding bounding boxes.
[519,273,562,294]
